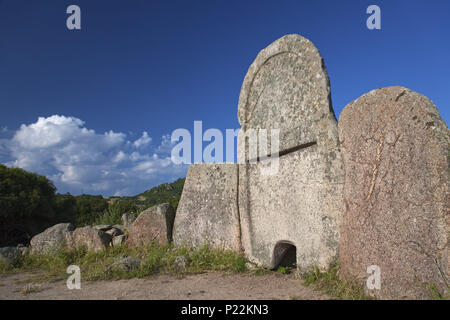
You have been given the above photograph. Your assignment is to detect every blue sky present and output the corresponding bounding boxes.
[0,0,449,196]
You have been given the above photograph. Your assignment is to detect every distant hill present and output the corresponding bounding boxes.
[109,178,185,213]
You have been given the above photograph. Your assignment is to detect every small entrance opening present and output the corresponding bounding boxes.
[272,241,297,270]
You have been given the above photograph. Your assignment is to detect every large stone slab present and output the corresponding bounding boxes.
[127,203,175,246]
[173,163,241,251]
[30,223,74,254]
[338,86,449,299]
[238,34,344,271]
[66,226,112,253]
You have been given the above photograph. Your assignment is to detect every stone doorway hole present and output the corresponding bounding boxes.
[272,241,297,271]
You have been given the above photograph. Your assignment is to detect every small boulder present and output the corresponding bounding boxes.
[93,225,112,232]
[127,203,175,246]
[30,223,74,254]
[0,247,21,266]
[173,255,191,273]
[105,227,123,238]
[112,234,127,247]
[16,244,29,256]
[66,226,112,252]
[245,262,259,271]
[112,225,125,232]
[109,256,141,272]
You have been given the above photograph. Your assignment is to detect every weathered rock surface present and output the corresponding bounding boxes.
[109,256,141,272]
[338,86,449,299]
[105,227,123,238]
[66,226,112,252]
[112,225,124,232]
[112,234,127,247]
[0,247,21,265]
[93,225,112,232]
[238,34,344,271]
[16,244,29,256]
[127,203,175,246]
[30,223,74,254]
[173,164,241,251]
[173,255,191,273]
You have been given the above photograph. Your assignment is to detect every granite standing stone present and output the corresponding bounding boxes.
[173,163,241,251]
[338,86,449,299]
[237,34,344,271]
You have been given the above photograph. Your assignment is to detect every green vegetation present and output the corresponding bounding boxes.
[0,164,57,246]
[92,201,127,226]
[301,262,371,300]
[427,283,448,300]
[1,243,249,281]
[276,266,288,274]
[0,164,185,247]
[116,178,185,212]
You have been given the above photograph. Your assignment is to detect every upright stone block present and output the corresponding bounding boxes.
[339,86,449,299]
[173,163,241,251]
[238,34,344,271]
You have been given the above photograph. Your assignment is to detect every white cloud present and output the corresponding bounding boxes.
[133,131,152,148]
[155,134,176,155]
[0,115,188,196]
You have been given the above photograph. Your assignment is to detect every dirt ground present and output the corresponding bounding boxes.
[0,271,329,300]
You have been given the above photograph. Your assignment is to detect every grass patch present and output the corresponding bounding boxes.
[0,243,252,282]
[427,283,448,300]
[301,263,371,300]
[276,266,288,274]
[0,260,11,274]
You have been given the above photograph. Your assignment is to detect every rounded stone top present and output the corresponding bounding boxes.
[237,34,335,129]
[340,86,448,137]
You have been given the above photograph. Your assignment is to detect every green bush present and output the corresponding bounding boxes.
[0,165,57,246]
[93,200,137,226]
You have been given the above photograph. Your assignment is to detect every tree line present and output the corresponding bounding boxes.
[0,164,184,247]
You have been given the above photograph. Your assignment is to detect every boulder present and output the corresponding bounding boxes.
[105,227,123,237]
[112,225,125,232]
[173,255,191,273]
[112,234,127,247]
[66,226,112,252]
[30,223,74,254]
[237,34,344,271]
[173,163,241,251]
[338,86,449,299]
[0,247,21,266]
[93,225,112,231]
[109,256,141,272]
[127,203,175,246]
[16,244,29,256]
